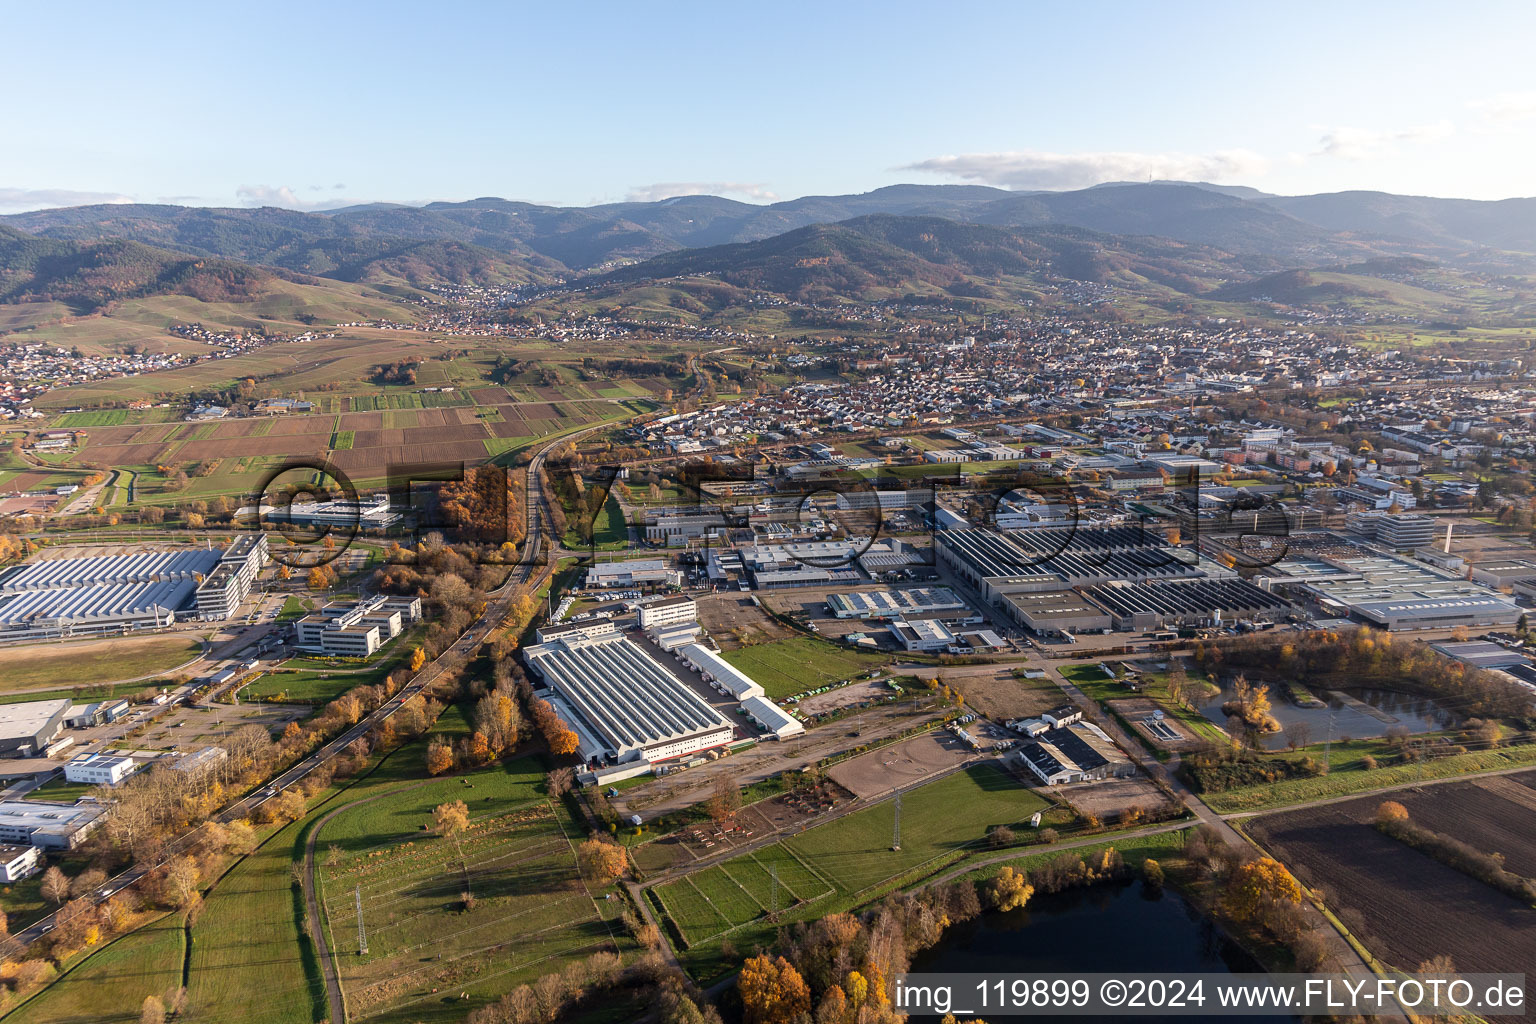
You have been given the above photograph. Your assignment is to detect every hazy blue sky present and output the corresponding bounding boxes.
[4,0,1535,212]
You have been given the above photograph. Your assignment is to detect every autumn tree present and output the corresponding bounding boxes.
[1224,857,1302,922]
[71,868,107,899]
[165,856,200,909]
[577,836,627,883]
[706,777,742,824]
[426,740,454,776]
[552,727,579,756]
[409,647,426,672]
[433,799,470,838]
[41,866,69,906]
[739,955,812,1024]
[988,865,1033,911]
[139,995,166,1024]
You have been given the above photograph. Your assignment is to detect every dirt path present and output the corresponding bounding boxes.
[303,778,438,1023]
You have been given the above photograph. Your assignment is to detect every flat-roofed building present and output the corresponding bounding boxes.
[0,800,107,849]
[522,632,734,764]
[171,746,228,777]
[0,844,41,881]
[1428,640,1529,671]
[825,587,966,620]
[295,595,403,656]
[741,695,804,739]
[194,534,269,620]
[649,621,702,651]
[0,699,70,757]
[1080,578,1290,631]
[677,644,764,700]
[637,596,698,630]
[1297,554,1521,631]
[0,541,267,638]
[64,698,131,729]
[645,513,727,546]
[1003,589,1112,634]
[63,752,139,786]
[888,618,957,652]
[585,560,678,588]
[535,617,619,645]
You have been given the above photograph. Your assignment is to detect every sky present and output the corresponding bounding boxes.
[4,0,1536,214]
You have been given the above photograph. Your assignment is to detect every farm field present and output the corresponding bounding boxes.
[182,815,325,1024]
[653,764,1050,960]
[1246,773,1536,982]
[2,914,186,1024]
[1204,742,1536,813]
[315,758,633,1023]
[0,635,203,691]
[49,393,647,503]
[719,636,890,699]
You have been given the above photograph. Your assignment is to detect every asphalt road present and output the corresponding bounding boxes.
[14,431,573,951]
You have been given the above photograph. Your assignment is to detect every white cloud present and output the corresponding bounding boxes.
[0,187,136,213]
[235,184,359,211]
[1313,121,1454,161]
[623,181,779,203]
[1467,91,1536,126]
[899,148,1269,191]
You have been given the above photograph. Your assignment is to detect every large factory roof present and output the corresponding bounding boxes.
[0,579,197,627]
[524,634,731,755]
[1081,577,1285,618]
[0,549,220,593]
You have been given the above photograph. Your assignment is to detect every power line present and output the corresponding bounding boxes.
[355,884,368,955]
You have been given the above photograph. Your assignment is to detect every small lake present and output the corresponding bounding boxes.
[1197,683,1456,750]
[908,881,1296,1023]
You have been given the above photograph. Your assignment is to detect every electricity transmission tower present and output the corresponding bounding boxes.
[355,885,368,955]
[891,790,902,851]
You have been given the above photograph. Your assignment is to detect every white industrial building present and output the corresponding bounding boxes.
[63,752,140,786]
[826,587,966,620]
[536,617,618,645]
[523,631,734,764]
[0,537,268,639]
[171,746,229,777]
[193,535,270,620]
[677,644,765,699]
[65,699,131,729]
[649,621,702,651]
[637,596,698,630]
[585,560,680,588]
[294,595,421,657]
[740,695,805,739]
[0,800,107,849]
[255,494,404,531]
[0,844,41,881]
[888,618,958,652]
[1270,554,1522,631]
[0,699,70,757]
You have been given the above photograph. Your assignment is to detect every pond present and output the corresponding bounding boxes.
[1197,682,1455,750]
[908,880,1296,1023]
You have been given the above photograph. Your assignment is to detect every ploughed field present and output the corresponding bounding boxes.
[1247,770,1536,984]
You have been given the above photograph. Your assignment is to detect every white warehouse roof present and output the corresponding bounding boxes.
[678,644,764,699]
[741,695,805,739]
